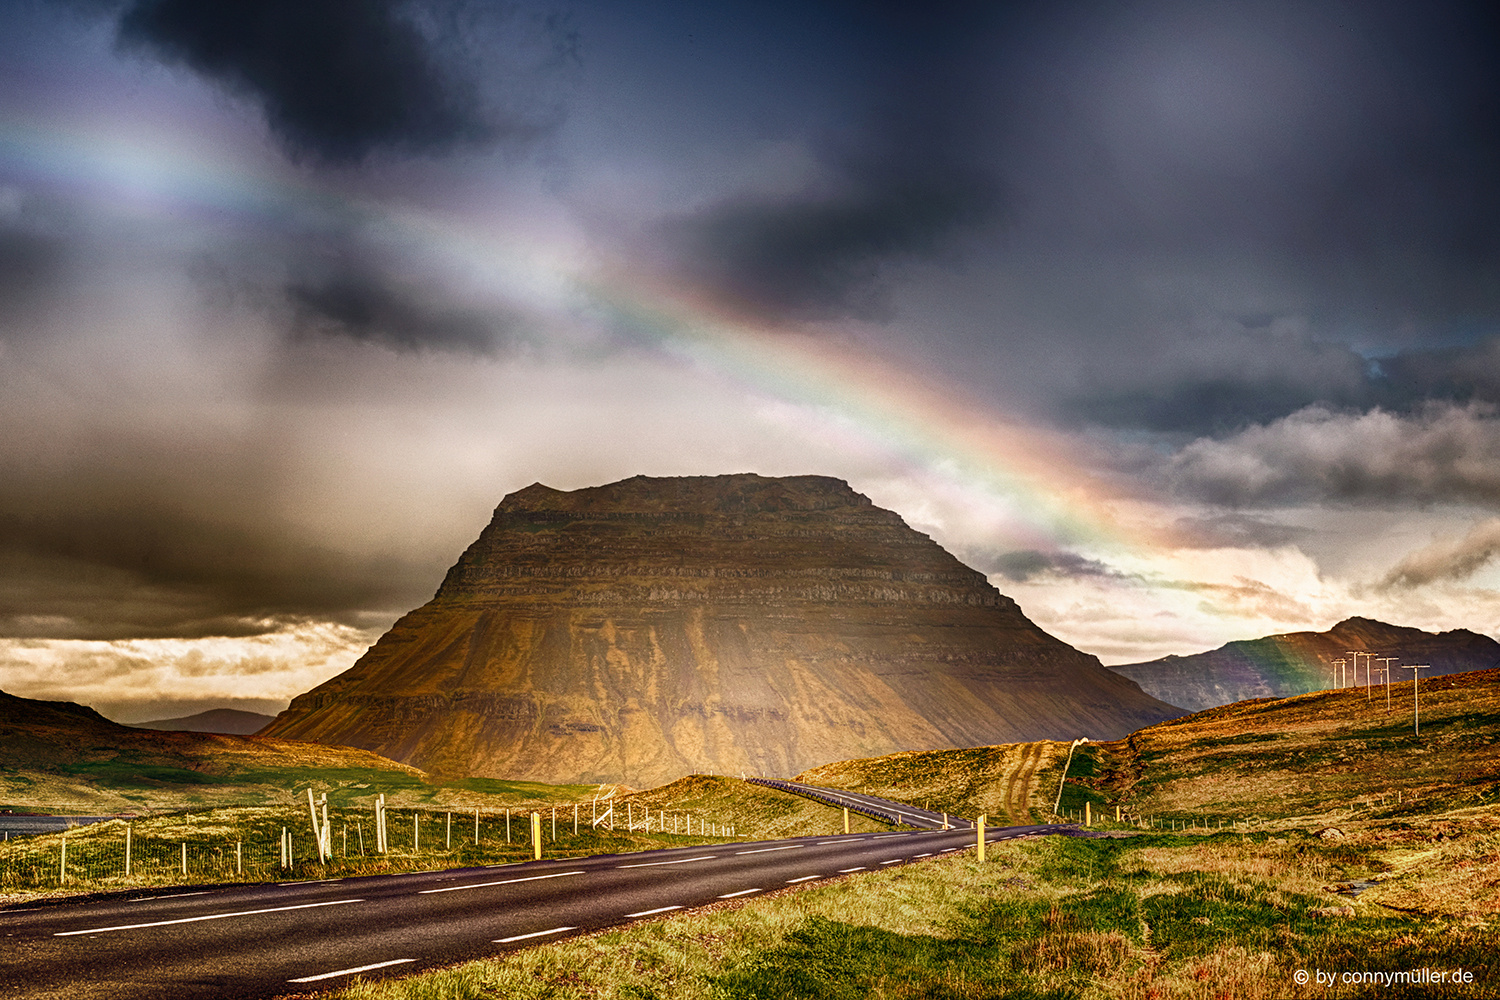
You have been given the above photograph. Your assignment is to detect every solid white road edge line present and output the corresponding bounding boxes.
[626,905,683,917]
[495,926,576,943]
[288,958,415,983]
[278,878,342,886]
[735,845,803,855]
[617,855,716,868]
[55,899,364,936]
[418,871,585,894]
[129,892,210,902]
[718,888,761,898]
[785,875,820,883]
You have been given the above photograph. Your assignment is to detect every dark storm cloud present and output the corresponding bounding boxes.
[652,1,1005,322]
[0,499,441,640]
[975,548,1116,584]
[0,226,66,316]
[112,0,537,164]
[287,272,506,354]
[664,163,999,323]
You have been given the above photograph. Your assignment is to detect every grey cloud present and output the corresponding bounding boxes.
[1169,513,1309,550]
[977,548,1117,583]
[288,273,507,355]
[1381,517,1500,589]
[0,505,439,640]
[113,0,554,164]
[1168,402,1500,508]
[661,161,999,322]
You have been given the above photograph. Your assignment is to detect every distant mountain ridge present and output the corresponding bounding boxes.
[1107,617,1500,711]
[0,687,422,812]
[262,473,1186,786]
[128,708,278,735]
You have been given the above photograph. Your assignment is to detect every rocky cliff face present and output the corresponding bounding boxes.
[262,474,1184,786]
[1108,617,1500,711]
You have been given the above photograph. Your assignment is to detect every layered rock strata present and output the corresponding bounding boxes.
[263,474,1184,786]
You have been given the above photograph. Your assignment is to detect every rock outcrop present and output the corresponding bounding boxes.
[262,474,1185,786]
[1108,617,1500,711]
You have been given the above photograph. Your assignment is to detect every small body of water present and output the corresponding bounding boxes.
[0,815,125,838]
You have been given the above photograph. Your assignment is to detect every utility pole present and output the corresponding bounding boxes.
[1332,658,1347,689]
[1363,651,1378,700]
[1402,664,1431,735]
[1344,651,1361,689]
[1377,657,1397,714]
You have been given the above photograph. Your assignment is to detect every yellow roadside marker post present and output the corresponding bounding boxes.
[977,814,986,862]
[843,807,850,834]
[531,812,542,861]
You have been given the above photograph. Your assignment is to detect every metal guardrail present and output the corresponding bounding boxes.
[745,778,971,830]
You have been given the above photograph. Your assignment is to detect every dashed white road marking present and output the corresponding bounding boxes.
[735,845,803,855]
[288,958,414,983]
[626,905,683,917]
[495,926,576,943]
[913,853,933,858]
[718,888,761,898]
[55,899,364,936]
[617,855,716,868]
[418,871,585,894]
[880,859,903,865]
[278,878,342,887]
[837,867,866,873]
[785,875,820,883]
[816,838,864,845]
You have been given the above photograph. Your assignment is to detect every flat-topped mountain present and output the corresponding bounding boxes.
[262,474,1184,786]
[1107,616,1500,711]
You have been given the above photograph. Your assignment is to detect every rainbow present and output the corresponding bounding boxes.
[0,113,1179,568]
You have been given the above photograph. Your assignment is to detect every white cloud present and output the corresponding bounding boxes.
[1169,403,1500,507]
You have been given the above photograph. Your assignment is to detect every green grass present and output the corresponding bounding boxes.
[0,776,891,895]
[327,829,1500,1000]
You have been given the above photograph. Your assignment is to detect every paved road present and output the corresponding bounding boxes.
[746,778,976,829]
[0,822,1070,998]
[0,817,124,838]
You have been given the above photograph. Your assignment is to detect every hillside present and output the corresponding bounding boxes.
[1108,616,1500,711]
[0,688,425,814]
[262,474,1183,786]
[128,708,279,735]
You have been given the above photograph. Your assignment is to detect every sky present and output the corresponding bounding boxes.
[2,0,1500,722]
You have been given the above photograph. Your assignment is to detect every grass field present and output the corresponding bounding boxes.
[0,774,897,898]
[320,816,1500,1000]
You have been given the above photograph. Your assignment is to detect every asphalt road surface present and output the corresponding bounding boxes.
[1,819,1072,999]
[746,778,977,829]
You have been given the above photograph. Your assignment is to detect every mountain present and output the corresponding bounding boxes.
[0,688,422,812]
[1107,617,1500,711]
[261,474,1185,786]
[129,708,279,735]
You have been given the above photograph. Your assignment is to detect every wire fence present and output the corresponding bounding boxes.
[0,801,740,892]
